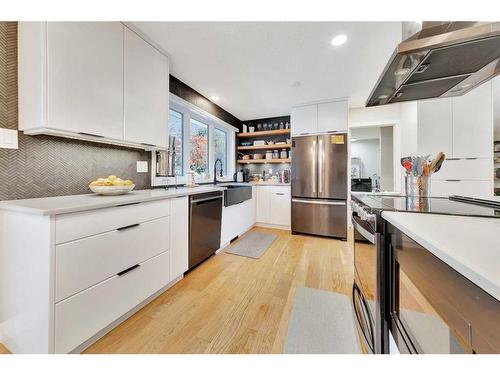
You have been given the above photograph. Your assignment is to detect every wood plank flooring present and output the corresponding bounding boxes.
[0,227,353,354]
[85,227,353,354]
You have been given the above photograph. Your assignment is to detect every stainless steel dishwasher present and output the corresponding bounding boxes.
[189,191,223,269]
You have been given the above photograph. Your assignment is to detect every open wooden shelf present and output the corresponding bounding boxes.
[237,129,290,138]
[237,158,290,164]
[237,144,291,151]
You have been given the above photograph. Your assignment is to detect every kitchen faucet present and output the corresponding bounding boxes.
[213,158,223,185]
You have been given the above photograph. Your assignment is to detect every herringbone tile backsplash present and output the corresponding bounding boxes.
[0,22,151,201]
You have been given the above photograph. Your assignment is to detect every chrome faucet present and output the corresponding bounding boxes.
[213,158,223,185]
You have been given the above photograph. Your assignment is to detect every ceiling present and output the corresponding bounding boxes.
[132,22,402,121]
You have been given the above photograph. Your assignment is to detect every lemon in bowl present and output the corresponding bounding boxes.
[89,175,135,195]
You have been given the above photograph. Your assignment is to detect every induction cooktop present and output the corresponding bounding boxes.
[351,193,500,219]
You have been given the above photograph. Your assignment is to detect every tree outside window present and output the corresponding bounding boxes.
[189,119,209,176]
[214,128,227,176]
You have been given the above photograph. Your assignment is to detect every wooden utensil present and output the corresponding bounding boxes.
[430,152,446,173]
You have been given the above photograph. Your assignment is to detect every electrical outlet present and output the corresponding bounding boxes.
[136,161,148,173]
[0,128,18,149]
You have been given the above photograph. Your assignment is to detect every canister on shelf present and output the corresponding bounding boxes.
[266,150,273,160]
[280,149,288,159]
[272,150,279,159]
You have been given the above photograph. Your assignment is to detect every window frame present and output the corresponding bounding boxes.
[167,108,184,176]
[152,94,237,186]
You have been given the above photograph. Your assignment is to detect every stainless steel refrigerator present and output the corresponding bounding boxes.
[291,133,347,239]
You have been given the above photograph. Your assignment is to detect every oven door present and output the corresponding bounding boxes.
[352,213,382,353]
[389,227,474,354]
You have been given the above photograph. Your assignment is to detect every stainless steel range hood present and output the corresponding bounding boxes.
[366,22,500,107]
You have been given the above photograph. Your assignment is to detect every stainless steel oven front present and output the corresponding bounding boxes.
[351,200,388,354]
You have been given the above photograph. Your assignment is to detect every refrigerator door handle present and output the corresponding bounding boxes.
[318,138,323,194]
[312,139,317,194]
[292,199,346,206]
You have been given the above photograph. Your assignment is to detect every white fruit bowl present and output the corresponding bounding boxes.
[89,184,135,196]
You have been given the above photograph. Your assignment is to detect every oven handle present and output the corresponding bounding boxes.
[352,215,376,244]
[352,283,375,353]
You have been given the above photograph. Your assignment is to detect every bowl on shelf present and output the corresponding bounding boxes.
[253,154,264,160]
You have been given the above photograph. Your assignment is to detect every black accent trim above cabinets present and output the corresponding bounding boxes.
[169,75,240,127]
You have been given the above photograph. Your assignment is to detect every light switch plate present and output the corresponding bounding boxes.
[0,128,18,149]
[136,161,148,173]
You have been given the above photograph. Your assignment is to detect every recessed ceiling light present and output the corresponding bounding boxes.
[211,96,219,102]
[331,34,347,47]
[350,137,358,142]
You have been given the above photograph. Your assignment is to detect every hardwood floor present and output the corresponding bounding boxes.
[0,227,353,354]
[84,227,353,354]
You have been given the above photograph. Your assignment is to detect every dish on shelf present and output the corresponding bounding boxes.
[253,154,264,159]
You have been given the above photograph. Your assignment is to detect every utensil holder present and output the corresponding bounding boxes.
[405,175,430,197]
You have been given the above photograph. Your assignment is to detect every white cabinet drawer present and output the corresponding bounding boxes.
[56,216,170,302]
[431,158,492,181]
[431,180,492,198]
[54,251,170,353]
[55,200,170,244]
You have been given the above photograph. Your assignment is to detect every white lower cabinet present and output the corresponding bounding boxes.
[55,216,170,302]
[170,196,189,279]
[431,180,492,198]
[221,191,256,245]
[55,251,171,353]
[0,196,190,353]
[255,186,291,228]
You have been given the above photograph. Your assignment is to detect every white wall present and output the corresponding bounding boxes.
[380,126,394,191]
[351,139,380,178]
[494,77,500,142]
[349,101,418,193]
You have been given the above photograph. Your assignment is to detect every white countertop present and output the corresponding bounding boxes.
[0,186,226,216]
[382,211,500,301]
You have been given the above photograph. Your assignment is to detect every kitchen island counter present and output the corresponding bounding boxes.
[382,211,500,301]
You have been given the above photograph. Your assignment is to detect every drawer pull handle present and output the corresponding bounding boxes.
[117,264,140,276]
[276,193,285,195]
[117,223,140,231]
[116,202,141,208]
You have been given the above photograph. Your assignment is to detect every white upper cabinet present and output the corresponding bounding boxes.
[18,22,170,150]
[452,82,492,159]
[417,98,453,157]
[317,100,348,133]
[418,81,492,159]
[291,104,317,135]
[292,99,347,136]
[124,28,169,148]
[46,22,124,140]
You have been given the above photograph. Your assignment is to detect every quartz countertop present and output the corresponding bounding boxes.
[382,211,500,301]
[0,186,226,216]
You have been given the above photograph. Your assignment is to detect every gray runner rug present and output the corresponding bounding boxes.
[284,287,362,354]
[225,232,277,259]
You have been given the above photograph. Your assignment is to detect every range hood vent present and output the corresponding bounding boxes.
[366,22,500,107]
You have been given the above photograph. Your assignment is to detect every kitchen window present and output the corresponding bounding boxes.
[153,95,237,186]
[168,109,184,176]
[189,118,209,176]
[214,128,227,176]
